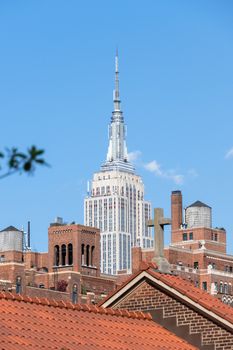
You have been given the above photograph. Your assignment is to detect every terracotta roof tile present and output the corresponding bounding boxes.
[0,292,196,349]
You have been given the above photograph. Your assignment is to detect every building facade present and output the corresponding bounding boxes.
[0,221,117,304]
[165,190,233,299]
[84,54,153,275]
[131,191,233,305]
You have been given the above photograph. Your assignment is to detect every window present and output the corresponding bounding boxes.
[194,261,199,269]
[72,284,78,304]
[54,245,60,266]
[91,246,95,266]
[230,266,233,273]
[61,244,66,266]
[183,233,187,241]
[86,245,90,266]
[189,232,193,240]
[214,233,218,241]
[16,276,22,294]
[202,281,207,291]
[81,244,85,265]
[68,243,73,265]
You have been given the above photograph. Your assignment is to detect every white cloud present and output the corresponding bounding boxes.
[172,174,184,185]
[225,148,233,159]
[144,160,184,185]
[144,160,162,175]
[129,152,198,185]
[128,150,142,162]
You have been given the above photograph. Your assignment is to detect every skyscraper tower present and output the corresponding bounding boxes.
[84,53,153,275]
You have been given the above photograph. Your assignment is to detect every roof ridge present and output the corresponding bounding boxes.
[187,200,211,209]
[0,225,22,232]
[99,265,233,326]
[0,291,152,321]
[146,268,233,324]
[98,261,158,307]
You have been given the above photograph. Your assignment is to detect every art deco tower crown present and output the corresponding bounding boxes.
[101,52,135,174]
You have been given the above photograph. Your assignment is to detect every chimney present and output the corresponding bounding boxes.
[27,221,31,249]
[171,191,183,231]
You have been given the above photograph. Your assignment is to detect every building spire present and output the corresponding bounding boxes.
[101,51,135,174]
[113,49,121,111]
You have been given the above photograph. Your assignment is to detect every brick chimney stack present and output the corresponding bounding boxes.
[171,191,183,231]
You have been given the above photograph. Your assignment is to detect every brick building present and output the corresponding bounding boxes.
[100,263,233,350]
[132,191,233,303]
[0,222,117,303]
[165,191,233,299]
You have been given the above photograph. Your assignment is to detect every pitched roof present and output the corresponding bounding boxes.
[187,200,211,209]
[0,225,21,233]
[99,263,233,331]
[0,291,197,350]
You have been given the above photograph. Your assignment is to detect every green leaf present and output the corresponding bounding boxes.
[23,161,32,172]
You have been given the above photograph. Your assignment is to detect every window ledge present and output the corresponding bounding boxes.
[81,265,97,270]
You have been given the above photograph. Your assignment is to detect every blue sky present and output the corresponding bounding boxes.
[0,1,233,253]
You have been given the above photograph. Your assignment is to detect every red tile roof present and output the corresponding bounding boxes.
[99,262,233,326]
[0,291,197,349]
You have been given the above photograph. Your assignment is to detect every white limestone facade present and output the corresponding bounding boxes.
[85,170,152,274]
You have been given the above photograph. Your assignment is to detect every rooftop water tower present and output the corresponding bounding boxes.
[0,226,23,252]
[185,201,212,228]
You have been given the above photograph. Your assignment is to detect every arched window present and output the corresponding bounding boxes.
[81,244,85,265]
[86,245,90,266]
[72,284,78,304]
[91,246,95,266]
[68,243,73,265]
[220,282,223,293]
[61,244,66,266]
[54,245,60,266]
[224,283,228,294]
[16,276,21,294]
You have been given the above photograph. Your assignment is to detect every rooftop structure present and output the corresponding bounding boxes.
[0,226,23,252]
[165,190,233,298]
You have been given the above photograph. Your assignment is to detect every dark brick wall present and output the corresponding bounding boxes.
[115,281,233,350]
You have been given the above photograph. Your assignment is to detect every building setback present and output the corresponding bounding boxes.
[84,53,153,275]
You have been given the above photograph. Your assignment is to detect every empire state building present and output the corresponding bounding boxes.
[84,53,153,275]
